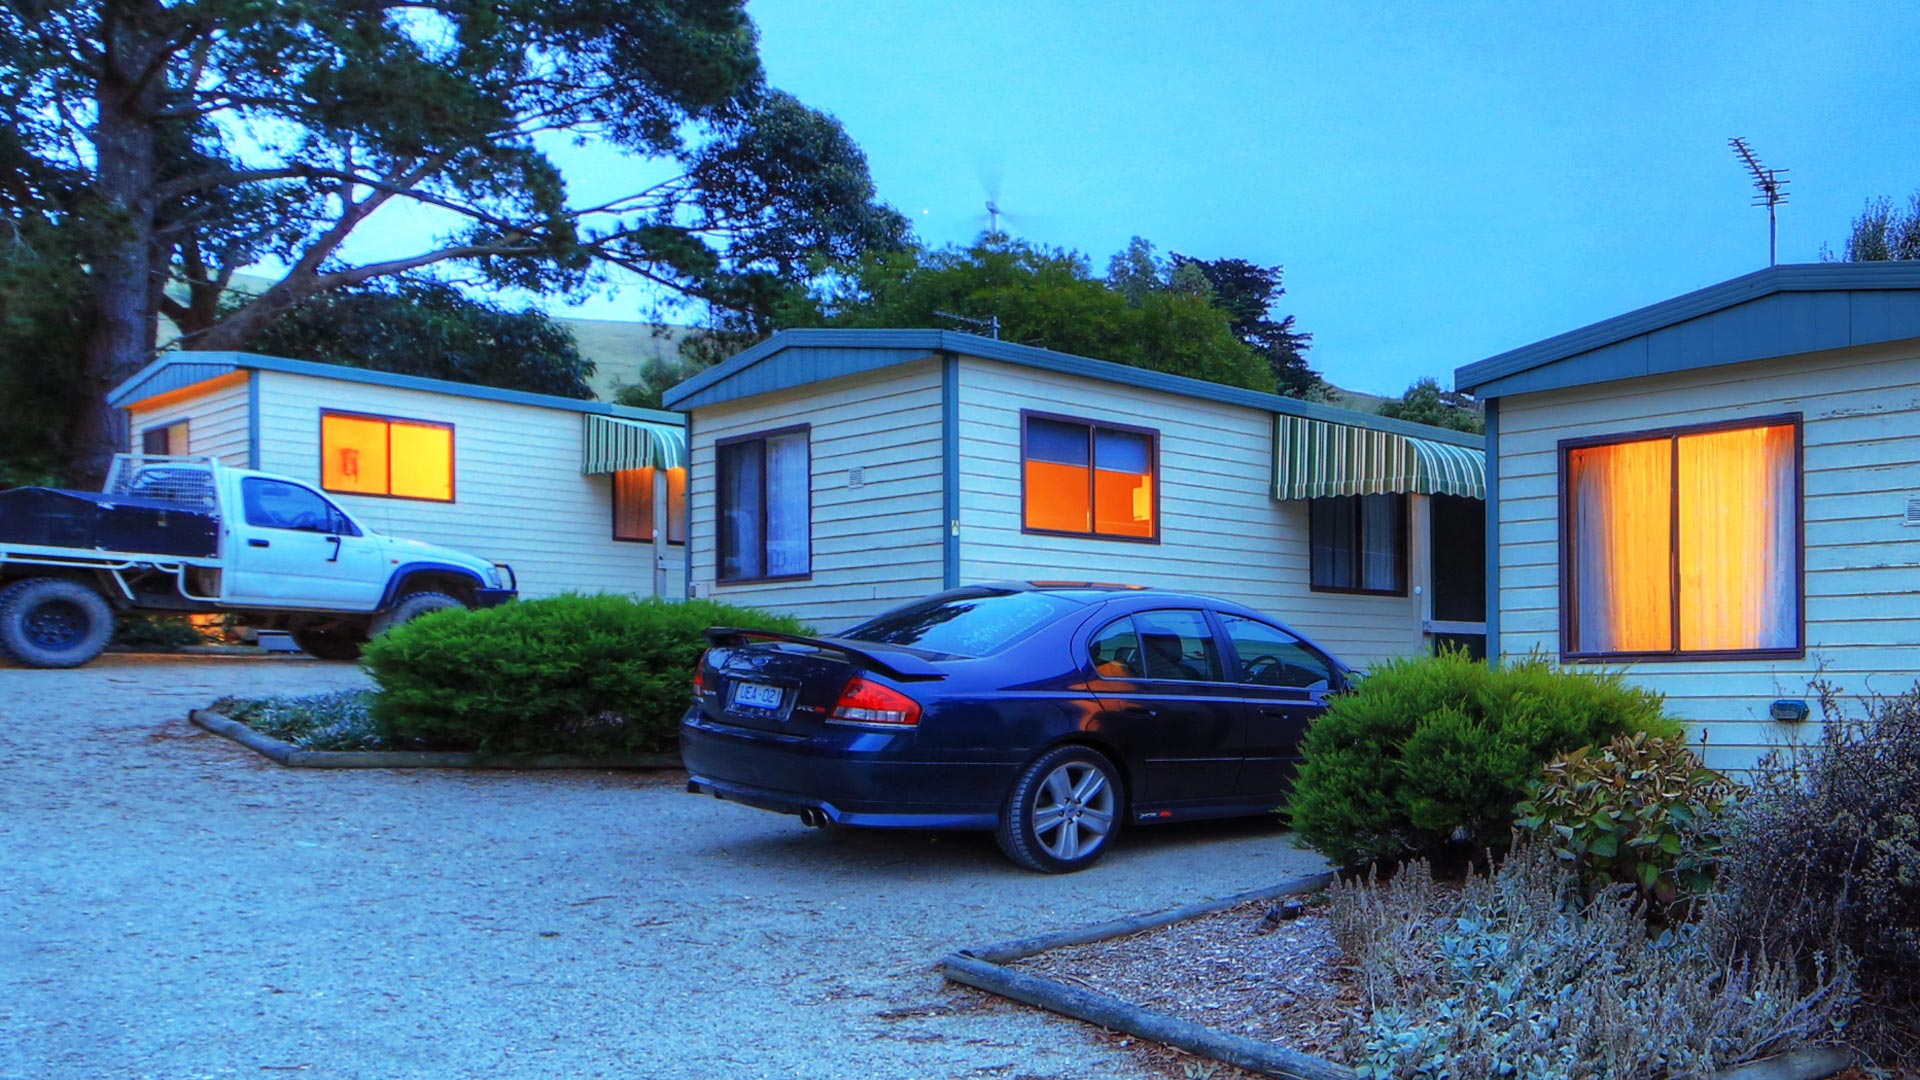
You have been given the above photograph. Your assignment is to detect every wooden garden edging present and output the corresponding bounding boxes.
[189,708,680,770]
[938,871,1854,1080]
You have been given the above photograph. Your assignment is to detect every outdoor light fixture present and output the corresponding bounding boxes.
[1769,699,1810,723]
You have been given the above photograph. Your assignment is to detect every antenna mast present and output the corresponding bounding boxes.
[984,199,1002,235]
[1729,137,1790,265]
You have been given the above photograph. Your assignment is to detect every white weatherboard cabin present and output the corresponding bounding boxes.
[1455,262,1920,771]
[108,353,689,600]
[662,329,1488,669]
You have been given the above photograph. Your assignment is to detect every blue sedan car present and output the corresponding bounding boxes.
[681,583,1354,872]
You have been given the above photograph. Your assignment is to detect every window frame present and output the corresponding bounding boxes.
[317,408,456,503]
[240,476,360,536]
[1556,412,1805,664]
[713,423,812,585]
[610,467,688,546]
[1019,409,1162,545]
[142,420,189,456]
[1308,493,1409,597]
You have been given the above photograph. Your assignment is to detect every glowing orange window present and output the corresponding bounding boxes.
[1563,418,1798,658]
[320,412,453,502]
[1023,414,1157,540]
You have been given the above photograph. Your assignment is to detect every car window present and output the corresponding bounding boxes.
[1131,609,1224,682]
[243,478,339,533]
[1088,618,1144,678]
[1220,615,1334,690]
[841,590,1079,657]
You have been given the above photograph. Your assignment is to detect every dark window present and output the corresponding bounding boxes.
[1089,619,1146,678]
[1220,615,1333,690]
[1310,494,1406,595]
[242,478,347,534]
[1131,609,1223,681]
[1022,413,1157,540]
[142,421,189,456]
[613,467,687,544]
[843,591,1080,657]
[716,428,809,582]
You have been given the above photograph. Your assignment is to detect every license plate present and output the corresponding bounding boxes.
[730,681,784,710]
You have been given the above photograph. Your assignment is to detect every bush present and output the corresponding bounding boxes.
[1516,732,1743,911]
[1722,684,1920,1059]
[113,612,208,649]
[1327,845,1854,1080]
[361,594,808,756]
[1287,651,1680,866]
[219,690,382,751]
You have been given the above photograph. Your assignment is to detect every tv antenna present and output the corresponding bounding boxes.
[1729,137,1790,265]
[984,198,1002,235]
[934,310,1001,339]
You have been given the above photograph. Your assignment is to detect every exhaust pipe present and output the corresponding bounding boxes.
[798,807,828,828]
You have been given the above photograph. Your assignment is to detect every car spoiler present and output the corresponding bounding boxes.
[703,627,950,680]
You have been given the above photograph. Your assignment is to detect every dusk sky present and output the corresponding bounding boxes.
[354,2,1920,397]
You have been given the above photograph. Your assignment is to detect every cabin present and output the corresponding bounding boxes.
[108,352,688,600]
[663,329,1487,669]
[1455,261,1920,771]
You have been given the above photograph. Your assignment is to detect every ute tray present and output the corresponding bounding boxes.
[0,486,220,559]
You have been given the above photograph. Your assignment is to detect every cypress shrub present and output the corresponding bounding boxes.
[1287,651,1681,866]
[361,594,808,756]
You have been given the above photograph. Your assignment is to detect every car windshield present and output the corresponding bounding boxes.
[841,591,1081,658]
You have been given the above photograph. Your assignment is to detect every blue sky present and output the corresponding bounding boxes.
[740,0,1920,394]
[345,2,1920,396]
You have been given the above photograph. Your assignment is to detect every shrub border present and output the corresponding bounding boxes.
[189,708,681,770]
[937,872,1853,1080]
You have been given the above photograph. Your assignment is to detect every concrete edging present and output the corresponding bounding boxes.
[188,709,681,770]
[939,872,1853,1080]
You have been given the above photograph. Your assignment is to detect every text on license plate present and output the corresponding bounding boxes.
[730,681,784,710]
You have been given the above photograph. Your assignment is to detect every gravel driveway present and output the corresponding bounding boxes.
[0,654,1327,1080]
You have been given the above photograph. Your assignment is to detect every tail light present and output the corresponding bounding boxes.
[692,650,712,699]
[829,675,921,727]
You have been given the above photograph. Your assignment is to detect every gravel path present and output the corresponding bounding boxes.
[0,654,1327,1080]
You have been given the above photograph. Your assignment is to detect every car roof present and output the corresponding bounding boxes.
[962,581,1269,612]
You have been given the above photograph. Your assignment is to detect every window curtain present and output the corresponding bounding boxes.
[1568,439,1672,653]
[1025,417,1092,532]
[1093,428,1154,538]
[1678,425,1796,650]
[717,441,763,580]
[764,431,810,577]
[1359,494,1402,592]
[1310,497,1355,586]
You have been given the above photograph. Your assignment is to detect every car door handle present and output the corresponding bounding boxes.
[1258,706,1296,718]
[248,539,270,548]
[1115,706,1160,719]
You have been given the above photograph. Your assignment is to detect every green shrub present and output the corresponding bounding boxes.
[361,594,808,756]
[1287,651,1681,866]
[1722,684,1920,1059]
[1516,732,1742,910]
[113,612,208,648]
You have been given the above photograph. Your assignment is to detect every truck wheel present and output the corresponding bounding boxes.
[384,591,465,631]
[291,626,366,661]
[0,577,116,669]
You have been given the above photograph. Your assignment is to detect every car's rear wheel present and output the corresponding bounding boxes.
[996,745,1123,873]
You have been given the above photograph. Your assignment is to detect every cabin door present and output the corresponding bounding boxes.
[1425,495,1487,659]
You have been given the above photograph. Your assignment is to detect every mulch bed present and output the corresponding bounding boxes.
[1010,898,1359,1078]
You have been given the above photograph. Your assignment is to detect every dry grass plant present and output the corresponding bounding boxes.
[1723,680,1920,1063]
[1326,844,1855,1080]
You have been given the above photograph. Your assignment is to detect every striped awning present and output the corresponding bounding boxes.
[1272,415,1485,500]
[581,415,687,474]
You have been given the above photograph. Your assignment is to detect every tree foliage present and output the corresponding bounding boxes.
[1168,252,1322,399]
[244,278,595,399]
[1830,192,1920,262]
[1,0,908,478]
[805,233,1288,394]
[1378,376,1485,434]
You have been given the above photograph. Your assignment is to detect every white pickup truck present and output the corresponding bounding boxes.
[0,454,515,668]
